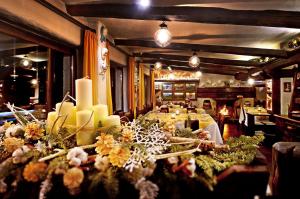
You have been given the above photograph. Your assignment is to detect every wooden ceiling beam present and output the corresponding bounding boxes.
[134,52,262,67]
[66,3,300,29]
[115,39,287,58]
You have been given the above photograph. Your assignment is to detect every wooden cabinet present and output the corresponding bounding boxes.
[155,80,199,101]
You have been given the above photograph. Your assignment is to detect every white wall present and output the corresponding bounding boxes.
[280,77,293,115]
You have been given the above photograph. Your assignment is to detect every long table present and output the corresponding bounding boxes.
[146,112,223,145]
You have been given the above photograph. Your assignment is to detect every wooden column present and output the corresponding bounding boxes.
[46,48,53,111]
[272,77,281,114]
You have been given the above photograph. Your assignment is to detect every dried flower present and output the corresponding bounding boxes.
[3,137,24,153]
[94,155,110,172]
[63,167,84,189]
[95,133,115,156]
[23,162,48,182]
[0,179,7,193]
[12,145,31,164]
[67,147,88,166]
[135,178,159,199]
[24,122,44,140]
[5,124,23,138]
[34,141,46,153]
[39,174,52,199]
[3,121,13,129]
[122,128,134,142]
[109,146,130,167]
[186,158,196,178]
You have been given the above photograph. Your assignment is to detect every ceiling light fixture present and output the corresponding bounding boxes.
[154,22,172,48]
[189,52,200,68]
[196,71,202,77]
[168,66,172,71]
[138,0,150,8]
[154,61,162,70]
[247,78,255,85]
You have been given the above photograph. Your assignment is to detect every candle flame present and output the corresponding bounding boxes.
[219,105,229,116]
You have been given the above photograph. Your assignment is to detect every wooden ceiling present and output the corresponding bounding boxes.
[63,0,300,76]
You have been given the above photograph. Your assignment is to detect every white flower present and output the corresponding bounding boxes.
[34,141,46,152]
[67,147,88,166]
[167,156,179,164]
[186,158,196,178]
[5,124,23,138]
[12,145,31,164]
[135,178,159,199]
[94,155,109,172]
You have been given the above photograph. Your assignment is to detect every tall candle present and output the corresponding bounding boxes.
[46,111,57,133]
[76,110,95,145]
[55,102,75,126]
[76,110,94,128]
[76,78,93,111]
[92,104,108,128]
[103,115,121,127]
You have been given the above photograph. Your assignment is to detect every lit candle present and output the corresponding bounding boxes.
[92,104,108,128]
[103,115,121,127]
[46,111,57,133]
[76,110,95,145]
[171,113,176,119]
[175,110,180,115]
[75,78,93,111]
[55,102,75,126]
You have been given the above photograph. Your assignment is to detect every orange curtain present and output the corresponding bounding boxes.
[128,57,136,117]
[83,30,98,104]
[150,69,156,108]
[138,63,145,110]
[106,43,113,115]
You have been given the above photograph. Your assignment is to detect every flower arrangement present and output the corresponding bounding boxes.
[0,101,264,199]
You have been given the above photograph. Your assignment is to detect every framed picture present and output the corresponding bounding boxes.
[283,82,292,92]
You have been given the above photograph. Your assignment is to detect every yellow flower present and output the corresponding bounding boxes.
[95,133,114,156]
[3,137,24,153]
[63,167,84,189]
[3,121,13,129]
[109,146,130,167]
[24,122,44,140]
[122,129,134,143]
[23,162,47,182]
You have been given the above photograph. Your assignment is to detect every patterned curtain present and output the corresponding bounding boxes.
[106,43,113,115]
[150,69,156,108]
[128,57,136,115]
[138,63,145,110]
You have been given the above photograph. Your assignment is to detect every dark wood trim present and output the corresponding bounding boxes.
[108,40,131,57]
[46,49,54,111]
[142,59,250,72]
[66,3,300,29]
[272,77,281,114]
[134,52,262,67]
[115,39,288,58]
[35,0,95,32]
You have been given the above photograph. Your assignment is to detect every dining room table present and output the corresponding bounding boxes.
[146,112,223,145]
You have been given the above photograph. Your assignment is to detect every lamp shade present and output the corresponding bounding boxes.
[189,53,200,68]
[154,22,172,48]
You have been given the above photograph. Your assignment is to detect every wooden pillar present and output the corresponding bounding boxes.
[46,48,53,111]
[272,77,281,114]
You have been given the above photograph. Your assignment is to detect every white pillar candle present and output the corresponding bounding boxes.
[103,115,121,127]
[75,78,93,111]
[46,111,57,133]
[92,104,108,128]
[76,110,95,145]
[76,110,94,128]
[55,102,75,126]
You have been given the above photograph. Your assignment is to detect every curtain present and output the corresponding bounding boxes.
[128,57,136,116]
[150,69,156,108]
[138,63,145,110]
[83,30,98,104]
[106,43,113,115]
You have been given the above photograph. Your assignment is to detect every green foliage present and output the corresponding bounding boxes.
[174,128,197,139]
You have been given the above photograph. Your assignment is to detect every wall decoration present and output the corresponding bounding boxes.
[98,25,109,75]
[283,82,292,92]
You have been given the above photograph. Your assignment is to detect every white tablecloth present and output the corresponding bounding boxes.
[204,121,223,145]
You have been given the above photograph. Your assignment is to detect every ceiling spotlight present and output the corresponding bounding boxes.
[154,62,162,70]
[196,71,202,77]
[189,52,200,68]
[154,22,172,48]
[247,78,255,85]
[138,0,150,8]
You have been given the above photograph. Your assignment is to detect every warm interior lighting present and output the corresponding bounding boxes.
[196,71,202,77]
[154,22,172,47]
[219,105,229,116]
[247,78,255,85]
[138,0,150,8]
[154,62,162,70]
[31,79,38,85]
[168,73,175,79]
[189,52,200,68]
[168,66,172,71]
[22,59,30,67]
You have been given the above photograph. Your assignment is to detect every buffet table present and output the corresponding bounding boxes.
[146,112,223,144]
